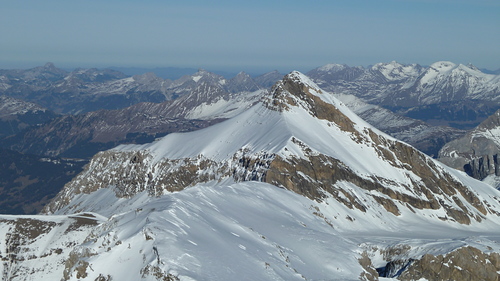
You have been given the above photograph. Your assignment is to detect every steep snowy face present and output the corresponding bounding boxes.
[45,71,500,227]
[415,62,500,104]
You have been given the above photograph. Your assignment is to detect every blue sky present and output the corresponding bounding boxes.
[1,0,499,73]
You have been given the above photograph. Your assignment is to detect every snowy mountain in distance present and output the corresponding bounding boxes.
[308,61,500,129]
[107,66,199,80]
[0,64,276,114]
[439,109,500,187]
[0,63,158,114]
[0,95,58,137]
[0,95,46,117]
[10,71,499,280]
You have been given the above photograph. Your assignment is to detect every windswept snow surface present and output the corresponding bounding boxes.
[45,180,500,281]
[58,182,367,281]
[184,89,265,120]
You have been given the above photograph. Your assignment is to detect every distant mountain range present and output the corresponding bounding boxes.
[0,69,282,158]
[0,95,58,138]
[107,66,200,80]
[307,61,500,130]
[0,63,282,114]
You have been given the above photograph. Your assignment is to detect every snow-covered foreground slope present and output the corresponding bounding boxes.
[48,182,372,281]
[0,213,105,280]
[11,181,500,281]
[5,71,500,280]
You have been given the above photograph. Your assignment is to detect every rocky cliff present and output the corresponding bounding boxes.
[439,109,500,184]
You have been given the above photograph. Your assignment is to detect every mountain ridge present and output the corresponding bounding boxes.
[46,71,500,226]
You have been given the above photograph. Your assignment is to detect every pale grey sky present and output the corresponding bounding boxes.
[1,0,499,73]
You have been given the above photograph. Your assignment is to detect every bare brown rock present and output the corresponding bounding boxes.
[399,246,500,281]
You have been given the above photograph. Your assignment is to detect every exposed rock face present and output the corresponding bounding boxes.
[43,149,274,213]
[398,246,500,281]
[439,109,500,181]
[464,154,500,179]
[0,214,99,280]
[265,75,490,224]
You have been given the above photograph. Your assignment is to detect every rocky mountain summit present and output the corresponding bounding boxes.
[2,71,496,280]
[48,71,498,224]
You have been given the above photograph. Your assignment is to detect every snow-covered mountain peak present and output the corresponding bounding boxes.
[466,63,480,71]
[231,71,253,83]
[429,61,457,71]
[371,61,403,69]
[317,63,347,73]
[371,61,422,81]
[265,71,357,121]
[190,69,226,84]
[235,71,249,76]
[44,71,500,230]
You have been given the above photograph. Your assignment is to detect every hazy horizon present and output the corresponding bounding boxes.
[1,0,499,73]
